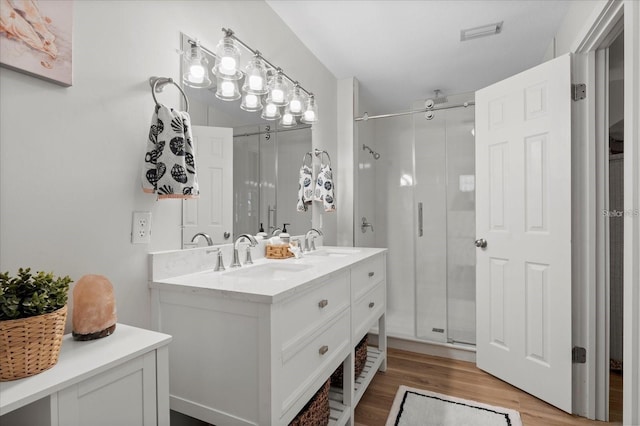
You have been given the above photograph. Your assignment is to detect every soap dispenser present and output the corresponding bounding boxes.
[256,223,268,240]
[280,223,290,244]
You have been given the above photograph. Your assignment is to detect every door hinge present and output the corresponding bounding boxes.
[572,346,586,363]
[572,83,586,101]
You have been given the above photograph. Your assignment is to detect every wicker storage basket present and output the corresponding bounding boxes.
[289,379,330,426]
[0,305,67,381]
[266,243,294,259]
[330,334,368,387]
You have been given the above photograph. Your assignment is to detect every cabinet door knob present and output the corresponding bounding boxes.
[319,345,329,355]
[369,302,375,308]
[318,299,328,308]
[368,272,375,277]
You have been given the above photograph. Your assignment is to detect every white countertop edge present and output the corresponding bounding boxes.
[0,323,172,415]
[150,246,387,304]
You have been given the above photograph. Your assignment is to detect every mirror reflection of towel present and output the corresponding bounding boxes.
[297,164,313,212]
[142,104,199,199]
[314,163,336,212]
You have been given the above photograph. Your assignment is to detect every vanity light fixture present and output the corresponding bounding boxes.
[182,41,212,89]
[215,75,241,101]
[242,53,269,95]
[280,105,297,127]
[300,94,318,124]
[240,93,263,112]
[261,102,281,121]
[181,28,318,125]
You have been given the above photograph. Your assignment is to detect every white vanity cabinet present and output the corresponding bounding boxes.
[150,246,387,426]
[0,324,171,426]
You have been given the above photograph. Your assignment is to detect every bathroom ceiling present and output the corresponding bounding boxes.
[266,0,571,114]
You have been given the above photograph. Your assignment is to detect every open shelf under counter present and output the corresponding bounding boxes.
[328,346,386,424]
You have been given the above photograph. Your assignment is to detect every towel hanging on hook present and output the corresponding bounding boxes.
[297,152,314,212]
[142,76,199,199]
[313,149,336,212]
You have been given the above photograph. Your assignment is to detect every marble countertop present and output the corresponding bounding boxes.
[150,246,387,304]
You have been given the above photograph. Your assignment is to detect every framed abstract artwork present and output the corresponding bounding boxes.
[0,0,73,86]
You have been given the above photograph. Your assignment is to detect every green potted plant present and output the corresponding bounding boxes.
[0,268,72,381]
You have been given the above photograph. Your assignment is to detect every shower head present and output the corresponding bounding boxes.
[362,144,381,160]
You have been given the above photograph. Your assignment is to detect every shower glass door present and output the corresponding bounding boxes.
[414,98,476,345]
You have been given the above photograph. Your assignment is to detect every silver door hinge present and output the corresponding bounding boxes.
[572,346,586,363]
[572,83,586,101]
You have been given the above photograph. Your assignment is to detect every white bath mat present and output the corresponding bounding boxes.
[386,385,523,426]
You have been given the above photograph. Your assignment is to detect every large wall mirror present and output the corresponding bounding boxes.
[179,33,312,248]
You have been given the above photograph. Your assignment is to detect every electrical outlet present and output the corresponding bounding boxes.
[132,211,152,244]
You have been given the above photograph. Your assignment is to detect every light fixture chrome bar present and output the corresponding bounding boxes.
[354,101,476,122]
[222,28,313,98]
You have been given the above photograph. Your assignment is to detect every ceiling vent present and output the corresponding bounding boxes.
[460,21,503,41]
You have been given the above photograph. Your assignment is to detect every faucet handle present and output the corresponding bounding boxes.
[213,249,225,271]
[245,246,254,265]
[310,236,317,251]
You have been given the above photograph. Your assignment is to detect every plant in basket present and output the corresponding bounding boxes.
[0,267,72,381]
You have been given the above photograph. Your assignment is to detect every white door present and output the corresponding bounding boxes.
[182,125,233,246]
[475,54,572,412]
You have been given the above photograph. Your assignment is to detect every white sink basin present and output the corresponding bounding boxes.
[224,262,312,280]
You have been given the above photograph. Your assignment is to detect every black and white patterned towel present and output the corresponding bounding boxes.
[297,164,313,212]
[314,163,335,212]
[142,104,199,199]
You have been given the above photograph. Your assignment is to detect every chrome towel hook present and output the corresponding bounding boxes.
[313,148,331,166]
[149,76,190,112]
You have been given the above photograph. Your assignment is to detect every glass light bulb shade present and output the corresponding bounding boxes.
[215,76,240,101]
[242,57,268,95]
[265,73,289,107]
[280,107,297,127]
[301,96,319,124]
[182,45,211,88]
[261,102,281,121]
[240,93,263,112]
[288,86,306,116]
[213,37,242,80]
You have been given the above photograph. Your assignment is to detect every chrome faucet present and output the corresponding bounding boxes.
[271,227,282,236]
[191,232,213,246]
[304,228,323,252]
[231,234,258,267]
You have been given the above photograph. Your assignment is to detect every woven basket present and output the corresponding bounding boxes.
[289,379,330,426]
[330,334,368,387]
[266,243,294,259]
[0,305,67,381]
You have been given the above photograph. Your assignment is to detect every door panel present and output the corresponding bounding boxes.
[182,126,233,246]
[475,54,572,412]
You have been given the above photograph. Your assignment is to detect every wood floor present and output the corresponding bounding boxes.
[354,348,622,426]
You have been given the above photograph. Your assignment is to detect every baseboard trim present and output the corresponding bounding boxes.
[369,333,476,363]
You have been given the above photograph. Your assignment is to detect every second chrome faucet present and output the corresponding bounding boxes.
[231,234,258,267]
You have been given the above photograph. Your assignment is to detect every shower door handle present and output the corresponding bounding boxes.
[418,202,423,237]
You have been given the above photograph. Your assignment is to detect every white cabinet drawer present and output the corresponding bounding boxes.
[278,272,349,346]
[352,281,385,341]
[279,309,350,416]
[351,255,384,300]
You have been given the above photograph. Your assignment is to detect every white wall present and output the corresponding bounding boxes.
[0,0,337,331]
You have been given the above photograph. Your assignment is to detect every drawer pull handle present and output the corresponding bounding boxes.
[369,302,375,308]
[318,299,328,308]
[319,345,329,355]
[368,272,375,277]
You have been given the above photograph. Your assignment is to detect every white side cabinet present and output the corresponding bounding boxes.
[0,324,171,426]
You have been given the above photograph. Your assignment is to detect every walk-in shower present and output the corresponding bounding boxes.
[356,92,476,348]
